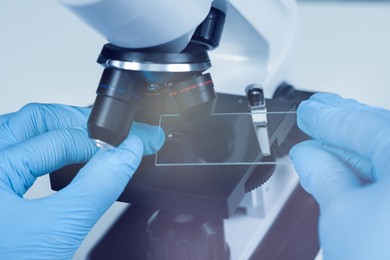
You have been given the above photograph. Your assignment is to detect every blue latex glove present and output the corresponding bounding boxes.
[0,103,164,259]
[290,93,390,260]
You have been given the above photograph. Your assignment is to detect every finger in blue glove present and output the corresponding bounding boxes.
[0,103,164,259]
[290,93,390,260]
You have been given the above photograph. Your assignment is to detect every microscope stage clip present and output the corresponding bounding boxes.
[246,84,271,156]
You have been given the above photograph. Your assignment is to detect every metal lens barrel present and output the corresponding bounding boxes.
[88,68,145,148]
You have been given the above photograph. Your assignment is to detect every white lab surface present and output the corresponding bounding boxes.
[1,1,390,259]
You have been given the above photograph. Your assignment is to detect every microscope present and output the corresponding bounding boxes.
[51,0,320,259]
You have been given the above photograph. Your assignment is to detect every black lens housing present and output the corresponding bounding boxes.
[88,68,146,147]
[88,4,226,147]
[168,73,216,120]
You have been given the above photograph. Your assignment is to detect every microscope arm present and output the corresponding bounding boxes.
[57,0,213,52]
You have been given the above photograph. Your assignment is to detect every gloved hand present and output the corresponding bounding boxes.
[0,103,164,259]
[290,93,390,260]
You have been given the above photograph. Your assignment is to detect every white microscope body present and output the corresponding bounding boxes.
[59,0,298,95]
[58,1,300,259]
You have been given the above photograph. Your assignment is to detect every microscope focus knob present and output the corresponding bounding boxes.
[147,210,230,260]
[245,163,276,193]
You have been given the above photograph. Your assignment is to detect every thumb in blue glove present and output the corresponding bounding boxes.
[290,93,390,260]
[0,103,165,259]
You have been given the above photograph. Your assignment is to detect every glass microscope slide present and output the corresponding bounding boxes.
[155,112,309,166]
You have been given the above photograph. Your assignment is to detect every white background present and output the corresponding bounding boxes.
[1,1,390,114]
[1,1,390,259]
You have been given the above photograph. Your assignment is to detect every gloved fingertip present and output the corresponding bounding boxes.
[154,126,165,153]
[119,134,143,151]
[289,140,319,160]
[130,122,165,156]
[309,92,340,102]
[296,100,335,138]
[289,140,326,182]
[295,101,314,131]
[296,99,313,114]
[143,125,164,156]
[115,134,144,166]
